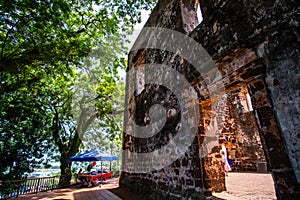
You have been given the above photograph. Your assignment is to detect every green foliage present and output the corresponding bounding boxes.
[0,0,155,75]
[0,69,54,181]
[0,0,157,185]
[77,48,126,153]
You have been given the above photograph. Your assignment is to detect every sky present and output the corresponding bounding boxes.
[125,10,151,50]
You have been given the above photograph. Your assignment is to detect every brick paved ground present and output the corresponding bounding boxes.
[16,173,276,200]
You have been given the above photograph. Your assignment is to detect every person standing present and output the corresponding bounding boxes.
[220,145,232,176]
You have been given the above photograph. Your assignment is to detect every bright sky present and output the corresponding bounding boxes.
[125,10,151,50]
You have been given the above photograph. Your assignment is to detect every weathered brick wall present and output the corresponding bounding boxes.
[192,0,300,198]
[120,1,212,199]
[121,1,215,198]
[216,89,266,172]
[121,0,300,199]
[264,26,300,181]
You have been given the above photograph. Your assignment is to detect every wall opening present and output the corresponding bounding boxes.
[197,3,203,24]
[181,0,203,33]
[207,85,276,199]
[121,0,300,199]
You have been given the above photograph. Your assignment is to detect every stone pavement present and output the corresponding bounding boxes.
[212,172,276,200]
[16,173,276,200]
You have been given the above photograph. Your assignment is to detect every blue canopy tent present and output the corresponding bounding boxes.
[69,148,118,162]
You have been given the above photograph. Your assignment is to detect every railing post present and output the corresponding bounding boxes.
[35,178,40,193]
[0,175,76,199]
[16,180,21,197]
[51,177,55,190]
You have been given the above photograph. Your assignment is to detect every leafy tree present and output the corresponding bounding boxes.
[0,70,54,181]
[0,0,157,186]
[49,59,125,185]
[80,75,125,163]
[0,0,155,76]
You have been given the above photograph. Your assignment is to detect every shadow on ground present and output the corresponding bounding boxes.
[109,187,145,200]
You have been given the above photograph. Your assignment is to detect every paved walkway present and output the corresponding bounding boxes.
[212,172,276,200]
[17,173,276,200]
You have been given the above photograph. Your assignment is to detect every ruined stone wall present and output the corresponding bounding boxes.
[264,25,300,181]
[216,89,266,172]
[121,1,212,199]
[191,0,300,198]
[199,88,266,172]
[121,0,300,199]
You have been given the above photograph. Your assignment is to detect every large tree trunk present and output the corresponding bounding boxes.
[52,97,97,187]
[58,153,72,187]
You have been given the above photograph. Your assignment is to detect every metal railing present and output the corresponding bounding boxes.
[0,176,62,199]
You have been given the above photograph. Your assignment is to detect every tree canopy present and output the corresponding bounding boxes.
[0,0,156,186]
[0,0,154,74]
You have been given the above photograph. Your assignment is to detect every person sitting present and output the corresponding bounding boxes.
[90,170,96,175]
[77,168,83,182]
[78,168,89,186]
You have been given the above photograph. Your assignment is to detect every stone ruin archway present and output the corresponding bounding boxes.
[120,0,300,199]
[200,82,269,192]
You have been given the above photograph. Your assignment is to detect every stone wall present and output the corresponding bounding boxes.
[264,25,300,182]
[120,0,300,199]
[191,0,300,198]
[216,88,266,172]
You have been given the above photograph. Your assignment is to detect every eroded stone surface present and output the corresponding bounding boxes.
[120,0,300,199]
